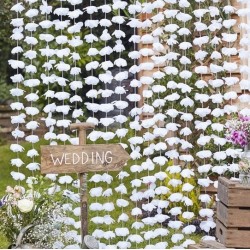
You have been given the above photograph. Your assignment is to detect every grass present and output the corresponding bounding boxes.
[0,140,203,248]
[0,234,9,249]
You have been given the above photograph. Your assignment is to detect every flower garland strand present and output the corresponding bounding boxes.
[164,0,184,247]
[237,0,250,116]
[137,0,160,247]
[67,0,84,245]
[127,0,144,248]
[53,1,82,247]
[171,0,192,246]
[54,0,71,144]
[9,0,26,183]
[24,0,41,176]
[84,0,105,245]
[39,0,57,150]
[177,0,197,246]
[149,0,171,247]
[39,1,66,227]
[100,0,115,246]
[223,0,239,177]
[113,1,131,248]
[193,0,214,241]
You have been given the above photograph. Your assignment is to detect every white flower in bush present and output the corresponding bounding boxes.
[17,199,34,213]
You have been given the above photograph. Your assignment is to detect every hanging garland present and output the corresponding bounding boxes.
[9,0,26,182]
[85,0,106,245]
[7,0,247,248]
[112,1,131,248]
[194,0,215,241]
[237,0,250,116]
[23,0,41,176]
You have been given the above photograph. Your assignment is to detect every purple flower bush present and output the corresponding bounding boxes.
[226,115,250,148]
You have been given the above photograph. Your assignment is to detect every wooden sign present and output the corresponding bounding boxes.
[41,144,130,174]
[40,122,130,248]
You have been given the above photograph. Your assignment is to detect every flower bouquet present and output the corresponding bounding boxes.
[225,114,250,148]
[0,176,78,248]
[226,115,250,184]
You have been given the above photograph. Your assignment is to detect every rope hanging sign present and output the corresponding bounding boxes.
[40,122,130,248]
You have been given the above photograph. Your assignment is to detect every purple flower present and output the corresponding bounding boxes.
[239,115,250,122]
[230,130,248,147]
[0,199,4,208]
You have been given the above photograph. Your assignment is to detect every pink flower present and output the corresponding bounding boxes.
[239,115,250,122]
[229,130,248,147]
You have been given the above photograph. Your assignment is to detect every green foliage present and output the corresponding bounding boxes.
[0,82,12,104]
[0,0,13,43]
[0,0,15,103]
[0,233,9,249]
[0,175,69,244]
[164,161,201,222]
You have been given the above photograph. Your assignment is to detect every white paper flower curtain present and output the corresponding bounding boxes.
[8,0,250,248]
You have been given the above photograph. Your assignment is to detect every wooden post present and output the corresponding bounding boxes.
[70,122,95,247]
[41,122,130,248]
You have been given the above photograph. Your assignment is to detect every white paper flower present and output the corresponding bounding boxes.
[127,234,143,243]
[89,187,103,197]
[180,113,193,121]
[168,221,183,230]
[211,36,221,46]
[59,175,73,184]
[115,228,129,237]
[153,182,168,194]
[26,163,40,171]
[141,217,157,226]
[182,183,194,192]
[199,208,214,218]
[116,241,131,249]
[180,127,192,136]
[11,171,25,181]
[198,178,213,188]
[26,148,39,158]
[102,188,112,197]
[10,144,24,153]
[196,150,212,159]
[223,62,237,72]
[169,193,183,202]
[118,213,129,222]
[222,33,237,43]
[200,220,216,233]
